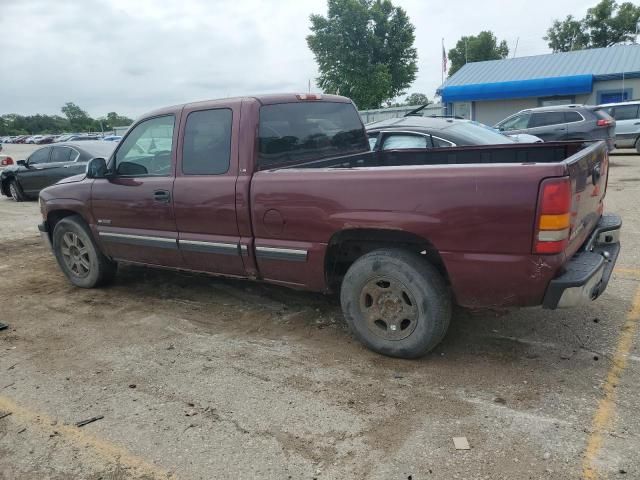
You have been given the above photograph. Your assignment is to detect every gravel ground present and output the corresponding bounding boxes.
[0,144,638,480]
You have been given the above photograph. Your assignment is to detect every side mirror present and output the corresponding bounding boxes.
[17,159,26,166]
[86,157,108,178]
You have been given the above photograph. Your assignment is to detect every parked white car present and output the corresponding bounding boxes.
[598,100,640,152]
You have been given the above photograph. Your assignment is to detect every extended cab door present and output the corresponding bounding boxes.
[173,102,246,276]
[91,114,183,267]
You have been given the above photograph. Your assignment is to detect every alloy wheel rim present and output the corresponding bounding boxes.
[61,232,91,278]
[359,276,419,340]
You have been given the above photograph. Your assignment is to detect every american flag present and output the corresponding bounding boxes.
[442,39,447,73]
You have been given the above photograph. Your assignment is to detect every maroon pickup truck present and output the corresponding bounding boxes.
[38,94,621,358]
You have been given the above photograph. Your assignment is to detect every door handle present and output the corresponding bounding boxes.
[153,189,171,203]
[634,122,640,125]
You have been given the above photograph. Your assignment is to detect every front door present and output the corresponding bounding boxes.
[173,104,246,276]
[91,114,183,268]
[18,146,52,195]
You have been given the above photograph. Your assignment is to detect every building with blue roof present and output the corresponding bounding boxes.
[436,44,640,125]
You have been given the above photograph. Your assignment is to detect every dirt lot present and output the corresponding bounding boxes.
[0,145,639,480]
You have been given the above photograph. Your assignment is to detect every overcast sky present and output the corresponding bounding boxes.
[1,0,597,118]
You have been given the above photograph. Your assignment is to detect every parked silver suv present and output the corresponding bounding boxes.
[494,105,615,151]
[598,100,640,152]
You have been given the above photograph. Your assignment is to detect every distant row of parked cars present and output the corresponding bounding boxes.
[0,134,122,144]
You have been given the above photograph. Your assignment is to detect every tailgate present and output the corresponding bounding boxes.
[564,141,608,256]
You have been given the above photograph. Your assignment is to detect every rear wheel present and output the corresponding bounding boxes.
[52,216,117,288]
[9,180,26,202]
[635,137,640,154]
[340,248,451,359]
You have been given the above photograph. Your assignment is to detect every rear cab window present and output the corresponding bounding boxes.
[182,109,232,175]
[257,101,369,169]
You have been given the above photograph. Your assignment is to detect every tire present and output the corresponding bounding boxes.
[52,215,117,288]
[635,137,640,154]
[340,248,451,359]
[9,180,26,202]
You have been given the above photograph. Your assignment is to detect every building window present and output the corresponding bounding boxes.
[597,88,633,104]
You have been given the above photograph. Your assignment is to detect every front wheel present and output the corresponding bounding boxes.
[9,180,26,202]
[52,216,117,288]
[340,248,451,359]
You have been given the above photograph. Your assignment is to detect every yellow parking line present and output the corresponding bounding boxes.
[582,285,640,479]
[0,395,172,479]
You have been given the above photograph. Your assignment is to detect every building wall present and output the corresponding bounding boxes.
[461,78,640,126]
[471,98,539,125]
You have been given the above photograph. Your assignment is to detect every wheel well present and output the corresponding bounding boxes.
[1,176,14,196]
[325,228,449,291]
[47,210,82,233]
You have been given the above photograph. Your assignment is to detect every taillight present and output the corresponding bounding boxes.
[0,157,13,166]
[534,177,571,254]
[597,119,613,127]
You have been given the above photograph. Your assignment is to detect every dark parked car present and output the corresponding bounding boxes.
[494,105,615,150]
[366,116,518,150]
[1,141,115,201]
[37,94,619,359]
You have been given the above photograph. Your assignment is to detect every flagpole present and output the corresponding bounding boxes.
[441,38,444,86]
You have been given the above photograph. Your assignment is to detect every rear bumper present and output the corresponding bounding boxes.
[38,221,52,251]
[542,213,621,309]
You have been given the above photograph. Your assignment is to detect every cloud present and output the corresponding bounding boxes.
[0,0,595,117]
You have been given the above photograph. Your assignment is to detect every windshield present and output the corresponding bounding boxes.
[445,121,514,145]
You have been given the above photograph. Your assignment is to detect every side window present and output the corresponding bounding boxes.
[498,113,530,131]
[564,111,583,123]
[382,134,430,150]
[613,105,639,121]
[28,147,51,164]
[114,115,175,176]
[182,109,232,175]
[368,133,379,150]
[51,147,73,163]
[431,136,455,148]
[530,112,565,128]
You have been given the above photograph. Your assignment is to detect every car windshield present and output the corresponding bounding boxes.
[445,121,514,145]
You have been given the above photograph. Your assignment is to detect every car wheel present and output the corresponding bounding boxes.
[9,180,26,202]
[52,215,117,288]
[340,248,451,359]
[635,137,640,154]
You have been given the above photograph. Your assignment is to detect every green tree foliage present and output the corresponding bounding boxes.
[307,0,418,109]
[544,0,640,52]
[447,31,509,77]
[404,92,429,105]
[0,103,133,136]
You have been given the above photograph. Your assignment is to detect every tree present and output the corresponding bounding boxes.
[544,15,589,52]
[404,92,429,105]
[544,0,640,52]
[447,31,509,77]
[307,0,418,109]
[61,102,91,131]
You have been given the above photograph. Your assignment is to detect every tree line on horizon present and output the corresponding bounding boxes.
[0,102,132,136]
